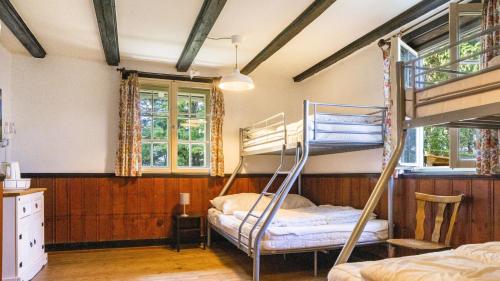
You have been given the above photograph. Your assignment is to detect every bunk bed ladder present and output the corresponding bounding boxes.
[237,144,290,252]
[250,101,311,281]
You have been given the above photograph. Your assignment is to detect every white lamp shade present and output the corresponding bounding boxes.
[219,69,255,91]
[180,193,190,205]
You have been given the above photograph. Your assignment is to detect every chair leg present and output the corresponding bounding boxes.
[387,243,395,258]
[314,251,318,277]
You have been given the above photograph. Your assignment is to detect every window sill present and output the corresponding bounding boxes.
[398,167,500,178]
[142,167,210,176]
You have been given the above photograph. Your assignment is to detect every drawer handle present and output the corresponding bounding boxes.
[42,222,44,227]
[30,242,33,247]
[34,239,37,245]
[19,262,22,268]
[23,207,26,213]
[35,203,38,208]
[19,234,22,240]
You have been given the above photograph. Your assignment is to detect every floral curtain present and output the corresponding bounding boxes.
[380,41,393,171]
[115,73,142,177]
[210,79,225,177]
[476,0,500,174]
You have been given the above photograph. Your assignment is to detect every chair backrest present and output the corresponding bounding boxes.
[414,192,463,246]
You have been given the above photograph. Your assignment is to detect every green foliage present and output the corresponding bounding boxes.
[419,40,481,160]
[424,127,449,157]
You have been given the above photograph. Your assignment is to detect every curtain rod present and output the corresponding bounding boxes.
[380,0,474,44]
[117,67,217,83]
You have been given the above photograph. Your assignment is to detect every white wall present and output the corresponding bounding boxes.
[0,40,13,161]
[8,54,299,173]
[298,43,385,173]
[7,42,384,174]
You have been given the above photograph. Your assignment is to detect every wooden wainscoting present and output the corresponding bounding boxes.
[27,173,499,248]
[29,175,275,246]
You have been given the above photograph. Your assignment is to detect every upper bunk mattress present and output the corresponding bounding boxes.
[405,66,500,120]
[242,114,383,154]
[328,241,500,281]
[208,207,388,252]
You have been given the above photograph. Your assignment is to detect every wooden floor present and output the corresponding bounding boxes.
[32,243,334,281]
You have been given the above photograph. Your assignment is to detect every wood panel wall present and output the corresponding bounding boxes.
[29,174,499,248]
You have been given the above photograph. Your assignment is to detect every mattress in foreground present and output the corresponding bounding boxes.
[328,241,500,281]
[208,207,388,252]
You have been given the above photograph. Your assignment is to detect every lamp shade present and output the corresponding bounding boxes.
[179,193,190,205]
[219,69,255,91]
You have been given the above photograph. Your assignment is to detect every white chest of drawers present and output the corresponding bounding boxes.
[3,189,48,281]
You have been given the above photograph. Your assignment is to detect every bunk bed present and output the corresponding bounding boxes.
[330,24,500,278]
[207,101,388,281]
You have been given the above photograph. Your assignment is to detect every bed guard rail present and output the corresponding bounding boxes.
[308,102,387,144]
[240,112,287,156]
[404,25,500,95]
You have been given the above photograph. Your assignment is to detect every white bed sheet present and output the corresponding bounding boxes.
[328,242,500,281]
[208,208,388,251]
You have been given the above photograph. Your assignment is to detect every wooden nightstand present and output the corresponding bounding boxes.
[172,214,205,252]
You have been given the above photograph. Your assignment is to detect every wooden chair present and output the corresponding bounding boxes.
[388,192,463,251]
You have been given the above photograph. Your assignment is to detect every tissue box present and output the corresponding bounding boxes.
[3,179,31,189]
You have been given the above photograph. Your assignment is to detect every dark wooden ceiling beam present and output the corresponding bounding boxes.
[293,0,451,82]
[176,0,227,72]
[241,0,337,75]
[0,0,45,58]
[93,0,120,66]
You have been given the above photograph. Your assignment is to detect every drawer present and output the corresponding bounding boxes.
[17,200,32,219]
[32,198,43,214]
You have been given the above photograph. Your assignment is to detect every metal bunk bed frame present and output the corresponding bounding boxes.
[335,25,500,266]
[207,101,387,281]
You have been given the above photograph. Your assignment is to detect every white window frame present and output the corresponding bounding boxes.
[391,36,424,168]
[139,78,211,174]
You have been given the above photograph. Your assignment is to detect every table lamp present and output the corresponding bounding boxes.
[180,193,190,217]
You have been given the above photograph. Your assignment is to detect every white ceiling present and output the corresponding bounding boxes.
[0,0,422,77]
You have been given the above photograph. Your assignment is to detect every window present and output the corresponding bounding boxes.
[139,79,210,173]
[394,3,482,169]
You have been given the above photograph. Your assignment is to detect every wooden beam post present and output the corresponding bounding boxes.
[293,0,451,82]
[241,0,337,75]
[93,0,120,66]
[0,0,46,58]
[176,0,227,72]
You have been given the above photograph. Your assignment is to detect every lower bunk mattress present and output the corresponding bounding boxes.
[328,241,500,281]
[208,208,388,252]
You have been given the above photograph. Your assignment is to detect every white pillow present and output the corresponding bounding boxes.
[210,193,316,214]
[281,194,316,209]
[210,193,272,214]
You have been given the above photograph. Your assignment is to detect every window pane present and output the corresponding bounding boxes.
[177,144,189,167]
[140,93,152,114]
[152,143,167,167]
[190,119,206,141]
[401,128,417,164]
[459,128,477,160]
[153,117,168,140]
[177,95,190,115]
[142,143,151,167]
[190,95,206,117]
[424,126,449,166]
[177,118,189,141]
[141,116,152,139]
[153,92,168,115]
[191,144,205,167]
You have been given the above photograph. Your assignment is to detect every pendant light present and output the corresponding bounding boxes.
[219,35,255,91]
